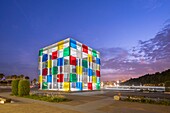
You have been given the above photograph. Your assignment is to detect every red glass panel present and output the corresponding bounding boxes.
[96,70,100,77]
[82,44,88,54]
[70,56,76,66]
[42,68,48,76]
[57,74,63,82]
[52,51,58,59]
[88,83,92,90]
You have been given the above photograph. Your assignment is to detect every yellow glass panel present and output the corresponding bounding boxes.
[88,54,92,62]
[39,75,42,83]
[64,82,70,91]
[76,66,80,74]
[58,40,64,50]
[92,76,97,83]
[76,66,82,75]
[47,60,52,68]
[79,66,82,75]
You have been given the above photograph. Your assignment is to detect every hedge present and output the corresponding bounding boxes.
[18,80,30,96]
[12,79,20,95]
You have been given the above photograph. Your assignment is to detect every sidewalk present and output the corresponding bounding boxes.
[0,92,113,113]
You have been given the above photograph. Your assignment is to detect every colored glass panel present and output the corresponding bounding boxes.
[96,70,100,77]
[58,40,64,50]
[57,58,63,66]
[82,60,88,68]
[96,58,100,64]
[76,66,82,75]
[52,66,58,75]
[92,76,97,83]
[47,75,52,83]
[57,74,63,82]
[88,83,92,90]
[47,60,52,68]
[39,49,43,56]
[97,77,100,83]
[39,75,42,83]
[70,38,77,49]
[52,51,58,59]
[63,47,70,57]
[42,68,48,76]
[82,44,88,54]
[76,82,82,90]
[70,56,76,66]
[64,82,70,91]
[96,83,100,90]
[42,82,48,89]
[92,50,97,57]
[42,54,48,62]
[70,73,77,82]
[76,66,79,75]
[88,68,93,76]
[88,54,92,62]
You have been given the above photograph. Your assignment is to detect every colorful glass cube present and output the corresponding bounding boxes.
[38,38,100,91]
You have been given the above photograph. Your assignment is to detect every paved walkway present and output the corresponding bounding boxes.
[0,92,113,113]
[1,91,170,113]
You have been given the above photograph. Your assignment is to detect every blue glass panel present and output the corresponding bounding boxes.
[97,77,100,83]
[57,58,63,66]
[70,38,77,49]
[88,69,93,76]
[96,58,100,65]
[42,54,48,62]
[76,82,82,90]
[47,75,52,83]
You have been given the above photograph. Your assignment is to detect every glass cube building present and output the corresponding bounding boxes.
[38,38,100,91]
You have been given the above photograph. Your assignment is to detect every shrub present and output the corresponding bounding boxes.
[11,79,20,95]
[165,81,170,92]
[18,80,30,96]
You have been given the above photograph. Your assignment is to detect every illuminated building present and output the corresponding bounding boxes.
[38,38,100,91]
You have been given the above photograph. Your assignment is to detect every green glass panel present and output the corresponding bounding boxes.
[82,60,88,68]
[92,50,97,57]
[39,49,43,56]
[96,83,100,90]
[63,47,70,57]
[70,73,77,82]
[42,82,48,89]
[52,66,58,75]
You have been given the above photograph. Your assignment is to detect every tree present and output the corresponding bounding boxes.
[6,75,12,79]
[11,75,17,79]
[0,73,5,80]
[165,81,170,92]
[25,76,30,79]
[19,74,24,79]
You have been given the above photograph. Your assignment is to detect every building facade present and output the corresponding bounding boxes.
[38,38,100,91]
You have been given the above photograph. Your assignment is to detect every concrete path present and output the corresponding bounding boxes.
[0,92,113,113]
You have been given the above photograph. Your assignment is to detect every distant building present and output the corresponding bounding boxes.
[38,38,101,91]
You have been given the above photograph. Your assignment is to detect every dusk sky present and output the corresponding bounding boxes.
[0,0,170,81]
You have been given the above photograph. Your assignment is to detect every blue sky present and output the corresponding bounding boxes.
[0,0,170,80]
